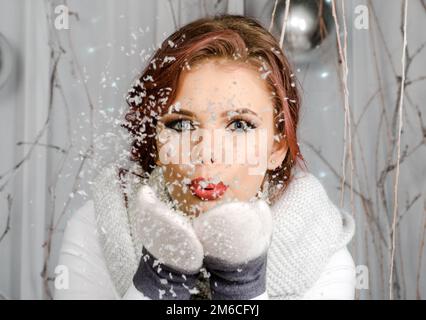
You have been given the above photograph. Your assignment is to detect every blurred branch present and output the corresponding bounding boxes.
[269,0,279,32]
[331,0,354,211]
[389,0,408,300]
[16,141,67,154]
[416,199,426,299]
[279,0,290,49]
[0,52,61,193]
[0,194,13,244]
[396,193,421,227]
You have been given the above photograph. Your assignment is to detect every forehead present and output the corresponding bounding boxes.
[172,60,274,115]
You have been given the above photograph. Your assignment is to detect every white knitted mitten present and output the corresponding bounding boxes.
[193,199,273,299]
[133,185,204,299]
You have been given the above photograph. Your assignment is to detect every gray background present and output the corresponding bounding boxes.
[0,0,425,299]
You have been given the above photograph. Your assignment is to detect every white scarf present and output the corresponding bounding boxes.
[90,162,355,299]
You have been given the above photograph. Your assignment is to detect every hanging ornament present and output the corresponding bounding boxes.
[261,0,335,64]
[0,33,13,90]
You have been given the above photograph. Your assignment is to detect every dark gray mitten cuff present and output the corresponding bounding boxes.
[192,199,272,300]
[204,252,268,300]
[133,247,200,300]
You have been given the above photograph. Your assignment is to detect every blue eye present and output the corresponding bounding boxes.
[165,119,196,132]
[227,119,256,132]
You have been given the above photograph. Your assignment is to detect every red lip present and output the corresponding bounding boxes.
[189,177,228,201]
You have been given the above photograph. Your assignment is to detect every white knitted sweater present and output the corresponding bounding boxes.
[73,161,356,300]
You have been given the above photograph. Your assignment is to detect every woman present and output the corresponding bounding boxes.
[54,15,356,300]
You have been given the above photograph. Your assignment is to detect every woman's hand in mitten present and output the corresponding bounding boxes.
[133,185,204,300]
[192,199,273,300]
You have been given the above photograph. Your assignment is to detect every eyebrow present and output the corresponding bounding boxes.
[166,108,195,117]
[166,107,261,120]
[220,108,261,119]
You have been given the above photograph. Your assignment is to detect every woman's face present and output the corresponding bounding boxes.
[156,59,288,216]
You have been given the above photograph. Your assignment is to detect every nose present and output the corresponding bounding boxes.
[199,141,215,165]
[201,156,215,165]
[195,130,216,165]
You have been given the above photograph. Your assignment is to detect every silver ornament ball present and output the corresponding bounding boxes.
[263,0,335,63]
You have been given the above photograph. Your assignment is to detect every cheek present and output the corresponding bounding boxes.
[156,129,184,165]
[162,164,192,187]
[226,165,265,201]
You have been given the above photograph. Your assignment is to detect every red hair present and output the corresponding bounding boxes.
[122,14,305,204]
